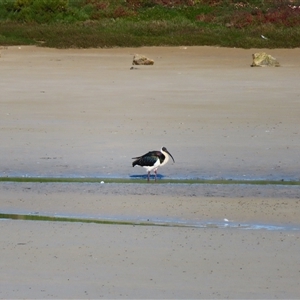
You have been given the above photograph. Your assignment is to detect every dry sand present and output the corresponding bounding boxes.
[1,45,300,179]
[0,46,300,299]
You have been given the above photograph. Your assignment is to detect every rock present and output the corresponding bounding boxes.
[132,54,154,65]
[251,52,280,67]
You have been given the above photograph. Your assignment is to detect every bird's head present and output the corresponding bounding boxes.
[161,147,175,163]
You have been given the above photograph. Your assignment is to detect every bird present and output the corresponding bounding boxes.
[132,147,175,182]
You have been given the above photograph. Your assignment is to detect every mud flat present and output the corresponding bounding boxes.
[0,181,300,298]
[0,45,300,298]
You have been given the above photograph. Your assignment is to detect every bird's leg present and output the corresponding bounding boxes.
[154,169,157,181]
[147,171,150,182]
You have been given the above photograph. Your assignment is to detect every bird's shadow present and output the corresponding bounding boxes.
[130,174,165,180]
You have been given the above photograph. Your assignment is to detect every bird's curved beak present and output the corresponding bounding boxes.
[166,149,175,163]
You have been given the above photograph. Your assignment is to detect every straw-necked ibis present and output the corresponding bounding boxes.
[132,147,175,181]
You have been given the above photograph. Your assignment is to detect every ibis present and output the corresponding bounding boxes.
[132,147,175,181]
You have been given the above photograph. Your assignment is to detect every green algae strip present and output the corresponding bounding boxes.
[0,177,299,185]
[0,213,182,228]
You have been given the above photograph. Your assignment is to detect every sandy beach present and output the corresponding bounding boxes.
[1,45,300,180]
[0,46,300,298]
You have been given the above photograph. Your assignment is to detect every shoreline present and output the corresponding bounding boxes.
[2,211,300,232]
[1,175,300,185]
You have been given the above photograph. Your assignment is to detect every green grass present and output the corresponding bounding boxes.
[0,212,175,227]
[0,176,299,185]
[0,0,300,48]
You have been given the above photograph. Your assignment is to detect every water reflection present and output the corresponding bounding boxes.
[1,212,299,231]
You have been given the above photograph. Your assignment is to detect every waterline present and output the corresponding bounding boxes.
[1,212,299,231]
[1,176,299,185]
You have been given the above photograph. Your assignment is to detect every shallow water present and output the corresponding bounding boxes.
[1,175,299,185]
[1,212,299,231]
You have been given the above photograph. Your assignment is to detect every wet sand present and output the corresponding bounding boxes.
[1,182,300,299]
[0,46,300,298]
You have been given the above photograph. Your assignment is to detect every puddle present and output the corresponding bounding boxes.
[0,212,299,231]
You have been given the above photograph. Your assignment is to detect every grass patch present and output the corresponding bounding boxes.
[0,0,299,48]
[0,212,165,227]
[0,176,299,185]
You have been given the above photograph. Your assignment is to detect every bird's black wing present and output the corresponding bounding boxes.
[132,151,164,167]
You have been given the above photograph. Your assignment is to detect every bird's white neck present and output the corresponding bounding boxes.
[160,149,169,166]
